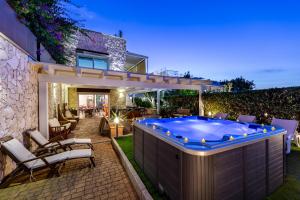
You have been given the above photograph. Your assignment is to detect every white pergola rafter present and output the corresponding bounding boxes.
[31,62,213,138]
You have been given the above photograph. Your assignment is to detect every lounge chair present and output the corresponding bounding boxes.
[26,129,94,151]
[237,115,256,123]
[271,118,299,154]
[49,118,71,139]
[0,136,95,188]
[214,113,228,119]
[63,103,80,122]
[58,104,77,130]
[173,108,191,117]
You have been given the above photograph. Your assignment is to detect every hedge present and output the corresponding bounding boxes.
[202,87,300,128]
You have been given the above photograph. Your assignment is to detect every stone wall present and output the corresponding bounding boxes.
[68,87,78,109]
[110,89,126,110]
[66,30,127,71]
[0,34,38,179]
[48,83,69,119]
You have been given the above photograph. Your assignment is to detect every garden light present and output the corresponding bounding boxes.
[166,131,171,136]
[184,137,189,143]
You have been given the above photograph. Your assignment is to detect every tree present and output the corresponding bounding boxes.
[8,0,82,64]
[220,77,255,92]
[183,71,191,78]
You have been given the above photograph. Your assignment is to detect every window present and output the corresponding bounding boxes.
[77,56,108,70]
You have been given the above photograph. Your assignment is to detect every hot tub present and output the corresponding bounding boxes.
[133,116,286,200]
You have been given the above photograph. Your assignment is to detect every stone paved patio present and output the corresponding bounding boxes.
[0,117,137,200]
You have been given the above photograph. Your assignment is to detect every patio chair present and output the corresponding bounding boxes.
[173,108,191,117]
[0,136,95,188]
[99,117,111,137]
[237,115,256,123]
[214,113,228,120]
[271,118,299,154]
[58,104,77,130]
[49,118,71,139]
[26,129,94,151]
[63,103,79,123]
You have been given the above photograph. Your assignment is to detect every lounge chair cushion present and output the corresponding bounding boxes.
[28,130,92,147]
[45,138,92,148]
[237,115,256,123]
[45,149,92,164]
[271,118,299,140]
[28,130,48,146]
[1,139,45,169]
[214,113,228,119]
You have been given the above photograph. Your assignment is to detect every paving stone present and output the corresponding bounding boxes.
[0,118,137,199]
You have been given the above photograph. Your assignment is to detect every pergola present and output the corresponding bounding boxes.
[31,62,214,138]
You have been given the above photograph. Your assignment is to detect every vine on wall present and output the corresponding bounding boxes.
[8,0,82,64]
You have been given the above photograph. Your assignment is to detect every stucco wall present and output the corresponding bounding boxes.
[0,0,55,63]
[0,34,38,179]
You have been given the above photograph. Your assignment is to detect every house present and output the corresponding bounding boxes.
[0,0,212,179]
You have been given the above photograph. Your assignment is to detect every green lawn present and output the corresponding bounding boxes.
[267,145,300,200]
[117,136,300,200]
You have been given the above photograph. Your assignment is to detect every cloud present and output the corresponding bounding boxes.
[258,68,287,73]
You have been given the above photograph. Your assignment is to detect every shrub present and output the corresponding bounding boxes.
[202,87,300,129]
[134,97,152,108]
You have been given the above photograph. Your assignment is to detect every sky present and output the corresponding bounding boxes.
[69,0,300,89]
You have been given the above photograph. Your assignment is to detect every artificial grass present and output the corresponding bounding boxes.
[117,136,300,200]
[116,136,167,200]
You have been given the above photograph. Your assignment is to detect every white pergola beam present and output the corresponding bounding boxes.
[38,74,202,90]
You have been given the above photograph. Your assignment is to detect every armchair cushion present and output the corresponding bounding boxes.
[49,118,61,128]
[65,110,73,118]
[62,123,71,130]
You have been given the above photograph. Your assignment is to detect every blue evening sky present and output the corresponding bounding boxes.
[70,0,300,89]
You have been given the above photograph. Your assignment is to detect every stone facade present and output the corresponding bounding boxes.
[68,87,78,109]
[0,34,38,179]
[66,30,127,71]
[48,83,69,119]
[110,89,126,110]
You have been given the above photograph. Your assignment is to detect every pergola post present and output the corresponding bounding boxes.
[198,87,204,116]
[39,80,49,139]
[157,90,161,115]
